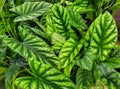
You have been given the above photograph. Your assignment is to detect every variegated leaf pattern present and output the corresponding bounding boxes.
[46,4,72,38]
[68,8,87,36]
[10,2,52,22]
[76,68,93,89]
[97,64,120,88]
[3,26,58,66]
[90,11,117,61]
[67,0,90,13]
[59,38,83,68]
[15,58,76,89]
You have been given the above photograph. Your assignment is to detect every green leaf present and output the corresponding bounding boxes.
[97,64,120,88]
[90,11,117,61]
[77,48,94,71]
[67,0,93,14]
[0,67,6,80]
[15,58,76,89]
[59,38,83,68]
[46,4,71,38]
[3,26,58,67]
[0,0,6,13]
[103,58,120,69]
[51,33,65,45]
[29,27,51,41]
[68,8,87,36]
[76,68,93,89]
[10,2,52,22]
[0,37,6,60]
[64,60,76,77]
[5,65,20,89]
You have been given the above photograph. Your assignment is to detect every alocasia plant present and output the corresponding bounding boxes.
[0,0,120,89]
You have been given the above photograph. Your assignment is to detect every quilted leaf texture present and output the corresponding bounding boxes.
[46,4,71,38]
[10,2,52,22]
[15,58,76,89]
[3,26,58,66]
[85,11,117,61]
[76,68,93,89]
[59,38,83,68]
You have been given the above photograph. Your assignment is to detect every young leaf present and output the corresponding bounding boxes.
[3,26,58,67]
[76,68,93,89]
[5,65,20,89]
[10,2,52,22]
[15,58,76,89]
[59,38,83,68]
[90,11,117,61]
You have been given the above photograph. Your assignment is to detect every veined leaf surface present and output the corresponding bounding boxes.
[90,12,117,61]
[76,68,93,89]
[46,4,71,38]
[10,2,52,22]
[97,64,120,88]
[59,38,83,68]
[15,58,76,89]
[3,26,58,66]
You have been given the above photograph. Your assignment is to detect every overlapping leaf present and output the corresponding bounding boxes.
[3,26,58,66]
[97,64,120,88]
[76,68,93,89]
[46,4,71,38]
[15,58,76,89]
[59,38,83,68]
[5,65,20,89]
[67,0,92,13]
[90,12,117,61]
[68,8,87,36]
[10,2,52,22]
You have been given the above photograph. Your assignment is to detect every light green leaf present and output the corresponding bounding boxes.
[3,26,58,67]
[52,33,65,45]
[90,11,117,61]
[46,4,73,38]
[10,2,52,22]
[0,0,6,13]
[64,60,76,77]
[0,67,6,80]
[15,58,76,89]
[0,38,6,60]
[59,38,83,68]
[5,65,20,89]
[76,68,93,89]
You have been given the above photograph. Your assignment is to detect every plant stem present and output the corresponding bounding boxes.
[12,70,26,89]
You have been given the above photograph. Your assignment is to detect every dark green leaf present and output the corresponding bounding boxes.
[5,65,20,89]
[76,68,93,89]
